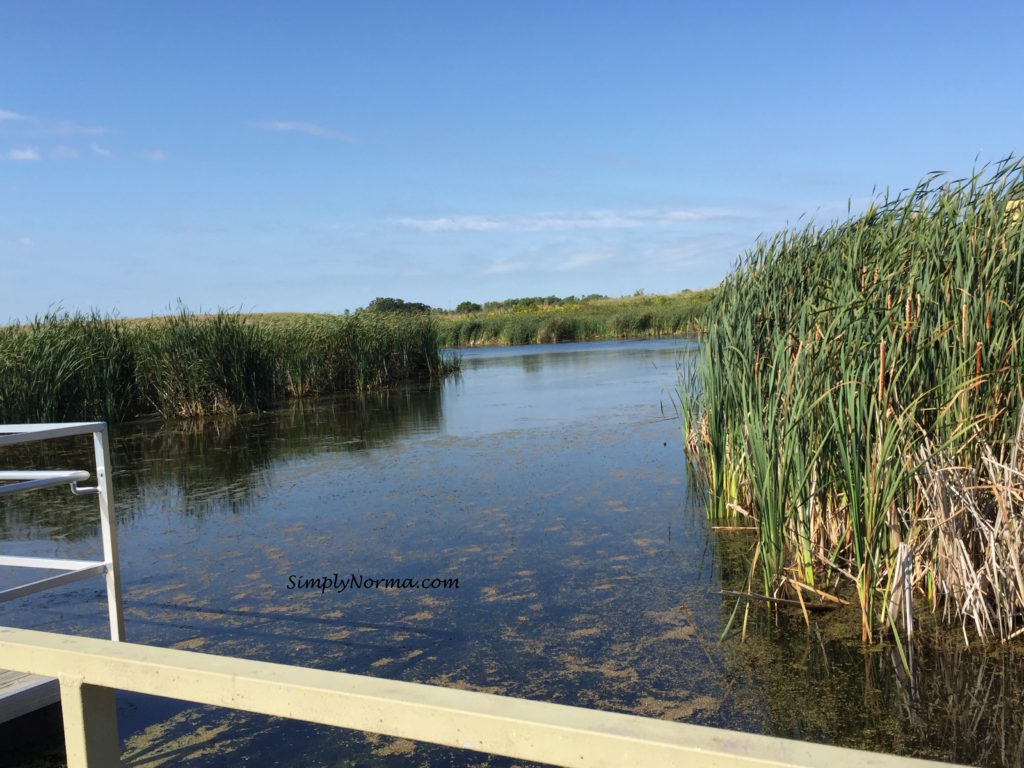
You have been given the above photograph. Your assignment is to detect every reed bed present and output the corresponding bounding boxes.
[439,290,715,346]
[0,308,456,423]
[683,158,1024,643]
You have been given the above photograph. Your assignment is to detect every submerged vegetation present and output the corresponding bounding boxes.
[0,308,455,423]
[683,158,1024,644]
[438,289,715,346]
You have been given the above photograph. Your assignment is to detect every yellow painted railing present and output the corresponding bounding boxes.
[0,626,959,768]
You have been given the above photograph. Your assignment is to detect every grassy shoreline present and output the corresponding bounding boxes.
[683,159,1024,644]
[0,290,712,424]
[0,308,457,423]
[436,289,715,347]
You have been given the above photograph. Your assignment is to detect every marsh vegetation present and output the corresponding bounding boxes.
[0,308,455,423]
[437,289,715,346]
[683,158,1024,645]
[6,339,1024,765]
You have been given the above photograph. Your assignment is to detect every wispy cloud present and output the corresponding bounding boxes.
[51,145,80,160]
[396,207,741,233]
[556,251,613,271]
[90,142,112,158]
[399,215,505,233]
[46,119,106,136]
[140,149,166,161]
[481,259,528,275]
[6,147,40,161]
[259,120,355,143]
[18,237,34,247]
[1,109,111,163]
[0,108,106,135]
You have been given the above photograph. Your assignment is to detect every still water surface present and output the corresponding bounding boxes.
[2,339,1022,766]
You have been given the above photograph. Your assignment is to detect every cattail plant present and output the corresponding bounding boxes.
[684,157,1024,643]
[0,307,457,423]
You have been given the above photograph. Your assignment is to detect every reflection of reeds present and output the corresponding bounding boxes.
[0,384,446,538]
[0,307,456,422]
[719,607,1024,765]
[685,158,1024,642]
[907,642,1024,766]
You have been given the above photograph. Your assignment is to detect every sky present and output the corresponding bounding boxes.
[2,2,1023,321]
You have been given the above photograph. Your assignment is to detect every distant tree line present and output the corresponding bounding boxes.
[365,297,433,314]
[453,294,610,314]
[365,292,707,316]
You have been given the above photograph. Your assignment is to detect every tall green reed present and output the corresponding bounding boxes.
[0,312,142,422]
[0,308,456,423]
[685,157,1024,642]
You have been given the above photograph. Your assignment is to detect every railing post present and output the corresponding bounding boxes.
[93,426,125,642]
[58,676,121,767]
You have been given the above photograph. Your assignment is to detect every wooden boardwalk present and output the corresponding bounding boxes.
[0,668,59,724]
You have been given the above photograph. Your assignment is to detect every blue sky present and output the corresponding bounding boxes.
[2,2,1023,321]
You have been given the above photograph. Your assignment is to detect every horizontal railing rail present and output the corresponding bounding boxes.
[0,422,114,447]
[0,626,960,768]
[0,422,124,641]
[0,470,93,497]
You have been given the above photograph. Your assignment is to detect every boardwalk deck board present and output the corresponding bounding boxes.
[0,668,59,724]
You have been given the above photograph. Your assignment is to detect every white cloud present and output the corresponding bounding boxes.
[481,260,528,275]
[141,149,166,161]
[90,142,112,158]
[397,215,505,233]
[46,119,106,136]
[0,109,105,135]
[6,147,40,161]
[51,145,80,159]
[397,207,741,233]
[648,243,706,267]
[556,251,613,271]
[259,120,355,142]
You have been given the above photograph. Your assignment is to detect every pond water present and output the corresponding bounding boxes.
[2,339,1022,767]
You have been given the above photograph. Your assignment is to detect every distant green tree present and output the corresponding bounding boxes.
[456,301,482,313]
[366,297,432,314]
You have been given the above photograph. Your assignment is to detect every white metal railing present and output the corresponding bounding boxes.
[0,626,961,768]
[0,422,124,641]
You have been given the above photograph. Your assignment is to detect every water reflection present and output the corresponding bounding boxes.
[1,384,446,537]
[2,339,1022,767]
[713,603,1024,766]
[713,529,1024,766]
